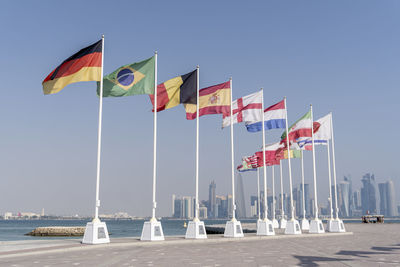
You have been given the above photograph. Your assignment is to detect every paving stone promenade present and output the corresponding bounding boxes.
[0,223,399,266]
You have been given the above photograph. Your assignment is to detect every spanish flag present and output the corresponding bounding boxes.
[150,70,197,112]
[42,40,102,95]
[185,81,231,120]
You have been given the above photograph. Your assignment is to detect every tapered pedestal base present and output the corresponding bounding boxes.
[185,220,207,239]
[284,220,302,235]
[279,218,287,229]
[300,218,310,231]
[224,220,244,238]
[272,218,279,228]
[140,220,164,241]
[256,219,275,236]
[327,219,346,232]
[82,221,110,244]
[309,219,325,234]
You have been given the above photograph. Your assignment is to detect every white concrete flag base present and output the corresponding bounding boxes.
[257,219,275,236]
[326,219,333,232]
[279,218,287,229]
[300,218,310,231]
[82,220,110,244]
[185,220,207,239]
[140,220,164,241]
[272,218,279,229]
[309,219,325,234]
[284,220,302,235]
[327,219,346,233]
[224,220,244,238]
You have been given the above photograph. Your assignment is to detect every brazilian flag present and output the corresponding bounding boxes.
[98,56,155,97]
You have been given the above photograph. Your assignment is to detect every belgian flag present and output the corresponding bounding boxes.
[150,69,197,112]
[42,40,102,95]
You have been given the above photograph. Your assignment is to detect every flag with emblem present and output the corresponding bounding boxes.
[222,90,263,128]
[185,81,231,120]
[42,39,102,95]
[237,155,259,172]
[98,56,155,97]
[150,69,197,112]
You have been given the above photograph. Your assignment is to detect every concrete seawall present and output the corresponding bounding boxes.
[25,227,85,236]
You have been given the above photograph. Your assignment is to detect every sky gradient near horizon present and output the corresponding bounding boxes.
[0,0,399,217]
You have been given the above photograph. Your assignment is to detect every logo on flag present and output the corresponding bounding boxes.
[209,94,220,104]
[114,67,145,90]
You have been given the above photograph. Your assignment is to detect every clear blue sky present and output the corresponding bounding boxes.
[0,0,399,217]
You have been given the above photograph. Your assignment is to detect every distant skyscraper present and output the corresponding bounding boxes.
[173,196,182,218]
[182,196,194,219]
[379,180,397,217]
[344,175,353,216]
[361,173,377,214]
[208,181,216,218]
[298,183,310,217]
[340,181,350,217]
[250,195,258,217]
[235,173,247,218]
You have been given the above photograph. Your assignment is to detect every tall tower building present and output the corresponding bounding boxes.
[299,183,310,217]
[361,173,377,215]
[379,180,397,217]
[235,173,247,218]
[208,181,216,218]
[340,181,350,217]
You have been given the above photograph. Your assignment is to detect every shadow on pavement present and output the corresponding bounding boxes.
[336,250,389,258]
[371,246,400,252]
[293,255,353,267]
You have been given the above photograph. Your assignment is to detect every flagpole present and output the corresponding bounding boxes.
[284,97,295,221]
[301,150,306,220]
[230,77,236,221]
[310,104,318,220]
[272,165,276,221]
[327,139,333,220]
[257,167,261,221]
[151,51,158,222]
[330,112,339,220]
[195,65,200,221]
[261,89,268,221]
[94,35,105,222]
[279,160,285,220]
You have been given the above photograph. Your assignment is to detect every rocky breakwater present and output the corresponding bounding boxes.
[26,226,85,236]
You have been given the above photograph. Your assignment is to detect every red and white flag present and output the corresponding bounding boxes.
[222,90,262,128]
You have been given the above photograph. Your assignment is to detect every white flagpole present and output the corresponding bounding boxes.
[261,89,268,221]
[301,150,306,220]
[272,165,276,221]
[327,139,333,220]
[330,112,339,219]
[284,97,295,221]
[279,161,285,219]
[151,51,158,221]
[195,66,200,221]
[229,77,236,221]
[257,167,261,221]
[94,35,105,222]
[310,105,318,220]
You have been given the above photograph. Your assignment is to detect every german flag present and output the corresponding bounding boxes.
[150,70,197,112]
[42,40,102,95]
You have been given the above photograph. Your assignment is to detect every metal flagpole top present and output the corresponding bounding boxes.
[102,34,104,38]
[154,51,158,55]
[197,65,199,68]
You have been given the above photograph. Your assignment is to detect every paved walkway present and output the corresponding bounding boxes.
[0,224,399,266]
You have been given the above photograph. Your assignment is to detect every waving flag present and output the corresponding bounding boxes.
[185,81,231,120]
[99,56,155,97]
[237,155,258,172]
[222,90,262,128]
[246,99,286,132]
[150,70,197,112]
[297,113,332,150]
[281,110,320,145]
[42,39,102,95]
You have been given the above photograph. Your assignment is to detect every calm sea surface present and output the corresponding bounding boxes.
[0,219,399,241]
